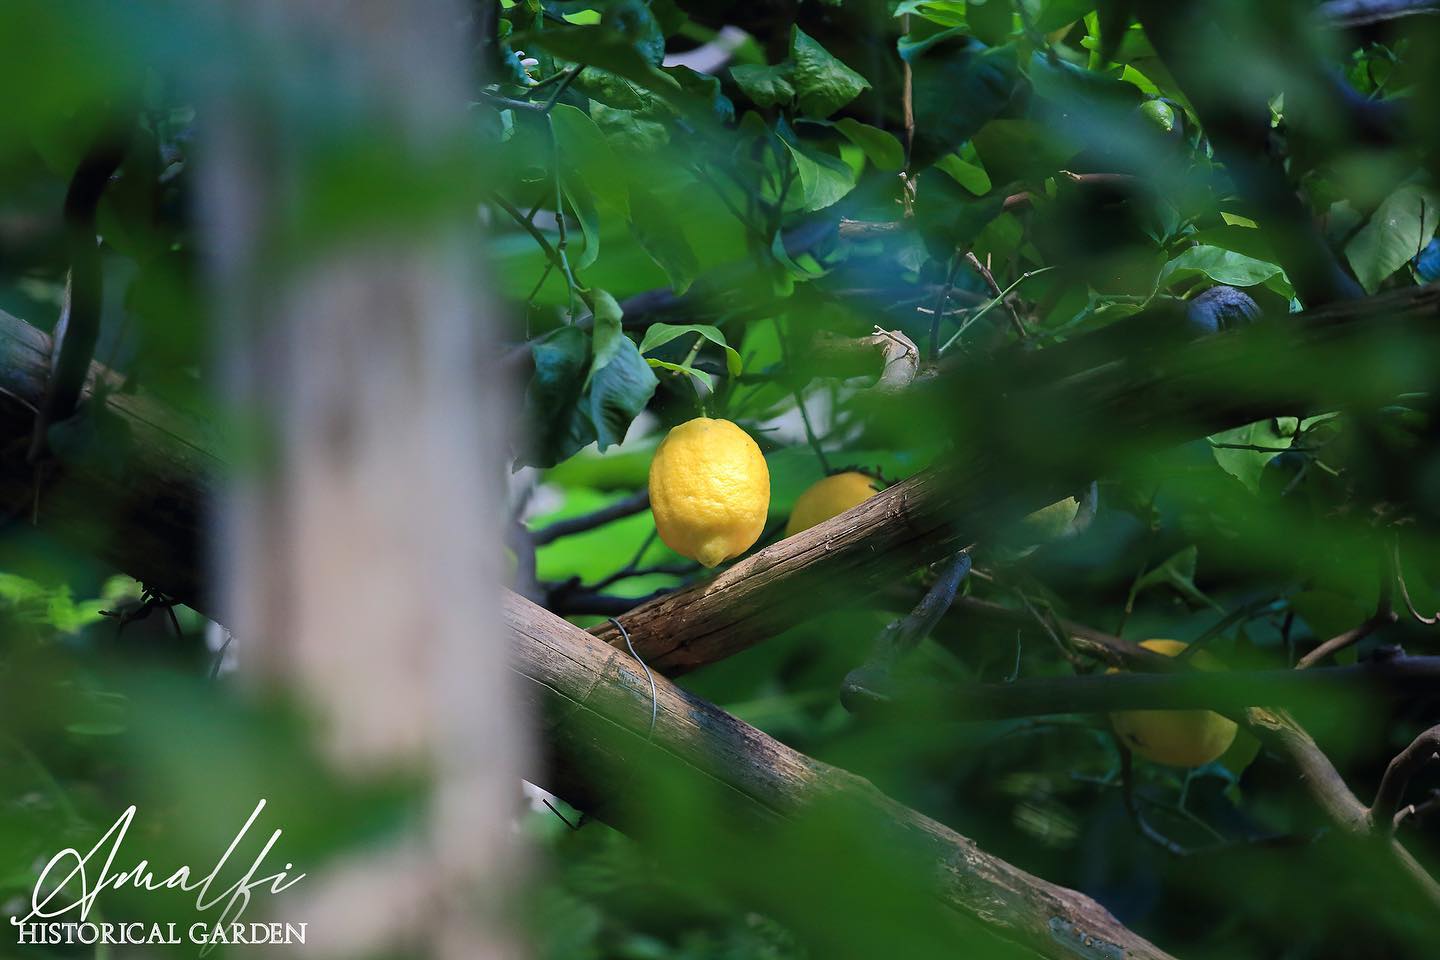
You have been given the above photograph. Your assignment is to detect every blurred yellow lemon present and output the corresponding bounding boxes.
[785,471,880,537]
[649,418,769,568]
[1110,639,1238,768]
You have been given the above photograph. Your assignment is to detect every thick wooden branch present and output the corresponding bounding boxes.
[590,284,1440,673]
[505,590,1178,960]
[0,306,1180,957]
[0,309,214,606]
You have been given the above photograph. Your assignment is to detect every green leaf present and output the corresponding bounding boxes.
[601,0,666,65]
[967,0,1012,46]
[731,63,795,109]
[934,153,992,195]
[664,64,735,123]
[629,190,701,293]
[1185,225,1279,265]
[1027,49,1141,114]
[1132,545,1222,611]
[790,27,871,119]
[520,25,680,96]
[1034,0,1099,32]
[1345,183,1440,293]
[833,118,904,172]
[914,176,1007,258]
[1161,245,1286,289]
[894,0,969,27]
[647,357,714,390]
[1208,419,1293,494]
[521,326,595,467]
[637,323,743,376]
[575,67,671,114]
[550,104,630,215]
[778,125,857,212]
[908,39,1020,169]
[561,176,602,271]
[591,102,670,153]
[972,117,1082,184]
[585,291,659,450]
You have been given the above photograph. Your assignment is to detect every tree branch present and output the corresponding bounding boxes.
[1372,724,1440,833]
[1318,0,1440,27]
[809,327,922,393]
[504,591,1179,960]
[529,488,651,546]
[589,284,1440,673]
[1295,541,1397,668]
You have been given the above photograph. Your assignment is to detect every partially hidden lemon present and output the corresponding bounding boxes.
[1110,639,1238,768]
[649,417,770,568]
[785,472,880,538]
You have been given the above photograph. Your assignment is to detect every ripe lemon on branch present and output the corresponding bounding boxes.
[649,418,770,568]
[1109,639,1238,768]
[785,471,881,537]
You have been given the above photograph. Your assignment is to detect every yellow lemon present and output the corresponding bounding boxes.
[1110,639,1238,768]
[649,417,769,568]
[785,472,880,537]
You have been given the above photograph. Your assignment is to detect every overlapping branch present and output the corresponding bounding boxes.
[4,284,1440,944]
[505,591,1179,960]
[589,283,1440,671]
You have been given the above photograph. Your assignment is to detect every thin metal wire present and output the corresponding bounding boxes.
[609,616,657,741]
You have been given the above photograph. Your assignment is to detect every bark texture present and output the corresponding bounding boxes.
[507,591,1179,960]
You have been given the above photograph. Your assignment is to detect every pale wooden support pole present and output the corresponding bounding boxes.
[200,2,525,956]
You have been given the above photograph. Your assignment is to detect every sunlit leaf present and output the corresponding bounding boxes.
[1345,183,1440,293]
[790,27,870,120]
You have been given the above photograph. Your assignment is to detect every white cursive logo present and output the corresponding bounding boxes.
[11,800,304,954]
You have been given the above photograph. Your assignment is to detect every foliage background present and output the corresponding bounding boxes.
[2,1,1440,958]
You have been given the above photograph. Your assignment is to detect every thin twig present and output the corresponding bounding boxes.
[938,266,1054,354]
[1393,536,1439,625]
[541,65,584,112]
[929,252,961,361]
[530,489,652,546]
[846,552,973,685]
[1296,542,1397,668]
[1117,737,1193,856]
[492,191,562,264]
[1372,724,1440,833]
[780,319,831,472]
[548,115,578,317]
[964,251,1028,340]
[1115,482,1163,638]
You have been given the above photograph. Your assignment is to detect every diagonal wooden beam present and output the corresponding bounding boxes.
[506,590,1180,960]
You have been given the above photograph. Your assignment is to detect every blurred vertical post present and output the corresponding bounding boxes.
[200,1,524,956]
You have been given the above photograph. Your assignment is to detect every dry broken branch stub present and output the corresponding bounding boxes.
[808,327,921,393]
